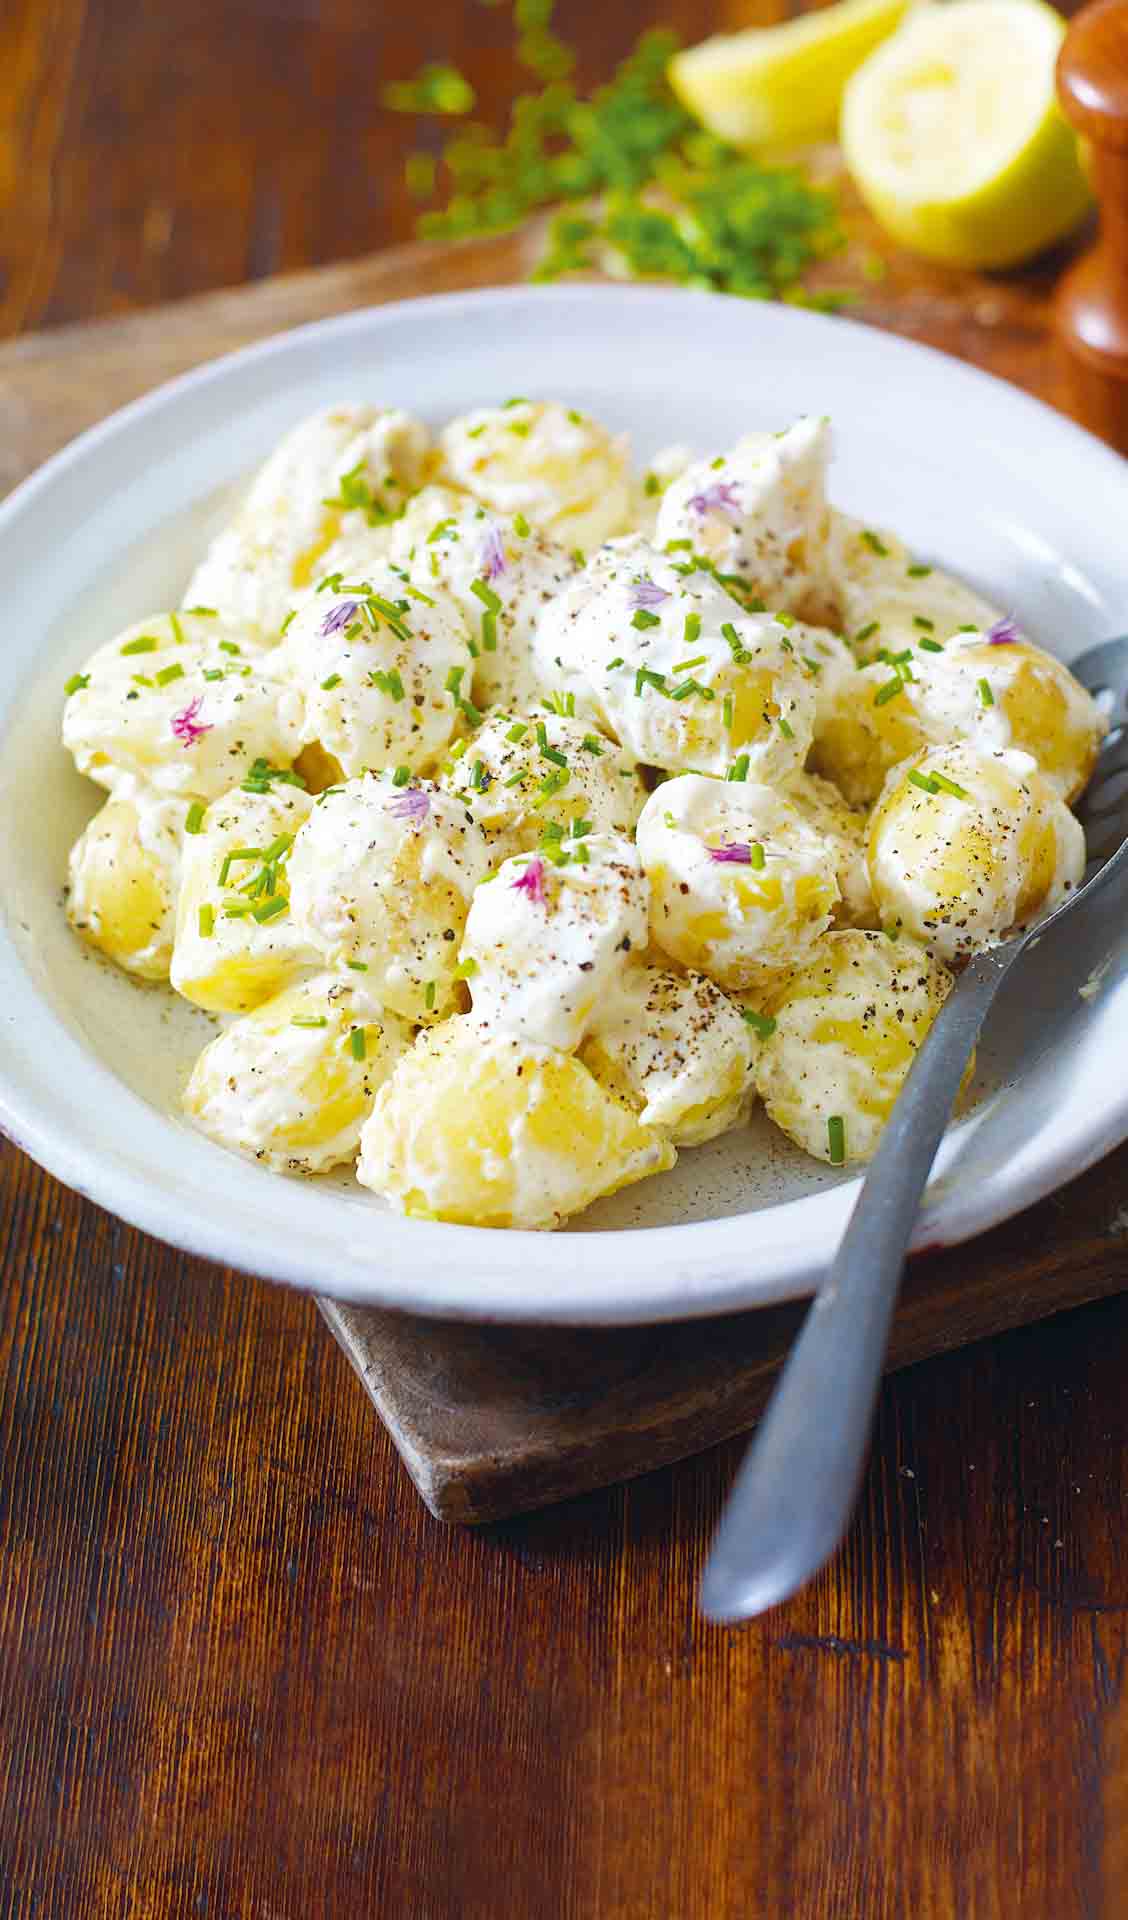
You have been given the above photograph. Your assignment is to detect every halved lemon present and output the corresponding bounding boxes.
[840,0,1092,269]
[668,0,912,150]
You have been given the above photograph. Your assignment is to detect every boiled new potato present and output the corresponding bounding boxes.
[66,782,186,980]
[439,399,634,552]
[636,773,840,992]
[581,963,757,1146]
[62,611,304,800]
[287,774,490,1024]
[756,928,958,1163]
[171,779,318,1013]
[866,742,1084,961]
[183,971,411,1173]
[440,709,646,860]
[356,1017,675,1229]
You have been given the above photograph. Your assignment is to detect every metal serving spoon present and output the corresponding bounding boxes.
[700,636,1128,1624]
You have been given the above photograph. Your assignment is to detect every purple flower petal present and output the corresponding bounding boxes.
[480,524,508,582]
[707,842,752,865]
[628,577,671,612]
[170,696,212,748]
[319,599,359,638]
[687,481,742,520]
[389,786,430,824]
[511,855,547,905]
[987,617,1021,647]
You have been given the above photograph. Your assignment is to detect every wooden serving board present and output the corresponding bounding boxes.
[4,213,1128,1525]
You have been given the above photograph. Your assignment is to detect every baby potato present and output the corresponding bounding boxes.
[654,416,836,624]
[287,775,490,1024]
[440,710,646,859]
[184,405,433,635]
[812,624,1105,809]
[533,536,815,783]
[460,831,649,1052]
[276,574,470,780]
[62,611,304,801]
[389,487,579,711]
[183,971,411,1174]
[66,782,186,980]
[356,1017,676,1230]
[867,743,1084,962]
[171,779,318,1013]
[636,773,840,993]
[782,769,875,928]
[439,399,634,552]
[756,929,958,1164]
[580,963,756,1146]
[829,511,1001,654]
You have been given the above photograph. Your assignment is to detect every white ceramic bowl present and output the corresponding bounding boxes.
[2,286,1127,1324]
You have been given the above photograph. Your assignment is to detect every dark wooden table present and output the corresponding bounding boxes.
[4,2,1128,1914]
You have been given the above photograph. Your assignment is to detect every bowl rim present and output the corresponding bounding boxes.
[2,280,1128,1326]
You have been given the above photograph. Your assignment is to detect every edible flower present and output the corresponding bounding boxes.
[628,577,671,613]
[511,855,548,905]
[707,842,753,864]
[987,617,1020,647]
[319,599,359,637]
[389,786,430,824]
[688,481,741,519]
[480,524,508,582]
[170,696,212,747]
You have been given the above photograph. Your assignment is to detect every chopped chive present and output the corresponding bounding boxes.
[503,769,527,787]
[392,765,412,786]
[198,904,214,938]
[775,613,796,630]
[721,622,751,666]
[120,635,159,656]
[321,673,342,690]
[644,473,660,497]
[64,672,90,696]
[424,980,436,1010]
[541,745,569,768]
[722,693,734,731]
[169,611,186,647]
[631,608,660,631]
[349,1027,367,1061]
[749,842,765,870]
[907,564,932,578]
[778,716,794,739]
[605,657,625,671]
[346,960,369,972]
[185,801,206,835]
[570,816,592,838]
[931,773,970,800]
[533,767,570,805]
[155,663,185,687]
[861,531,889,557]
[504,721,528,744]
[202,668,224,681]
[470,578,502,614]
[507,421,530,437]
[957,624,979,633]
[727,754,750,782]
[634,666,667,698]
[513,512,531,537]
[977,678,994,708]
[672,653,708,674]
[292,1014,328,1028]
[853,622,879,646]
[369,668,406,701]
[218,640,241,656]
[185,606,218,617]
[683,612,702,648]
[453,957,478,979]
[742,1009,776,1040]
[913,616,935,632]
[252,895,288,922]
[908,769,940,794]
[827,1115,846,1165]
[280,609,298,636]
[873,676,904,707]
[917,638,944,654]
[131,674,154,688]
[580,734,604,756]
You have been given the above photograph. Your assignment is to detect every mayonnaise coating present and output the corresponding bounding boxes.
[276,573,469,779]
[184,405,432,636]
[637,773,840,992]
[782,769,875,928]
[461,830,647,1052]
[581,963,757,1145]
[183,971,411,1174]
[829,511,1001,652]
[287,775,490,1023]
[66,778,186,980]
[171,779,318,1013]
[389,486,579,710]
[440,709,646,858]
[756,929,958,1163]
[439,400,635,551]
[533,536,815,782]
[866,743,1084,962]
[356,1017,675,1229]
[62,612,304,800]
[655,417,835,623]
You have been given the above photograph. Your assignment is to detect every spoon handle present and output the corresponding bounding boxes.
[699,945,1017,1624]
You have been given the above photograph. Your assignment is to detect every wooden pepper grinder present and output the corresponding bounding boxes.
[1056,0,1128,451]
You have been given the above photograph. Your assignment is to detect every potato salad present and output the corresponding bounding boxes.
[60,401,1104,1230]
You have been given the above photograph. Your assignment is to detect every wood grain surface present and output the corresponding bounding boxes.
[3,0,1128,1914]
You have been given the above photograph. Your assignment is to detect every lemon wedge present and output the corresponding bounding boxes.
[840,0,1092,269]
[668,0,912,150]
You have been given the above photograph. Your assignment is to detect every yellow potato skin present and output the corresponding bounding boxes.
[357,1019,675,1229]
[171,783,316,1014]
[66,792,182,980]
